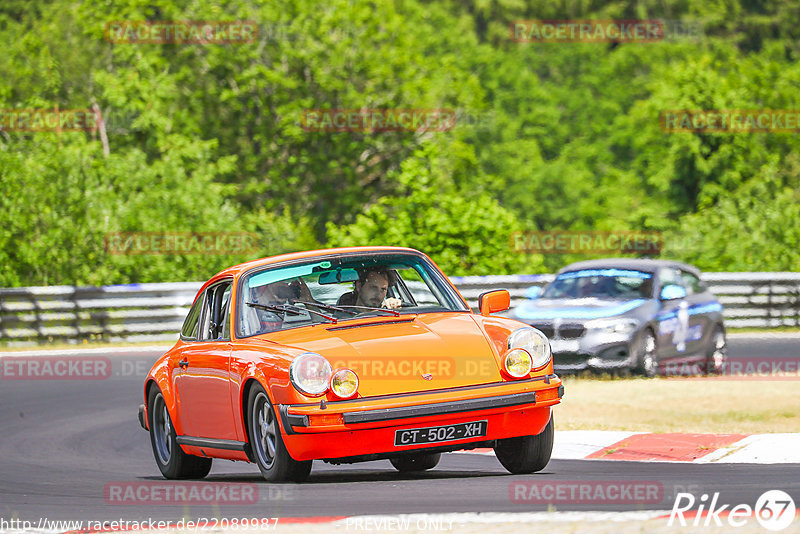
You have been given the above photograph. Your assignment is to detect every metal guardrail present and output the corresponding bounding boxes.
[1,273,799,346]
[0,282,201,346]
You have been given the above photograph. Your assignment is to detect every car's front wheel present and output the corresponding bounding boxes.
[147,387,212,479]
[494,416,553,474]
[247,383,312,482]
[390,453,441,472]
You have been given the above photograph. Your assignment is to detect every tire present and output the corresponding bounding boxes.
[634,329,658,378]
[247,383,312,482]
[390,453,441,472]
[705,326,727,375]
[494,416,554,474]
[147,387,212,479]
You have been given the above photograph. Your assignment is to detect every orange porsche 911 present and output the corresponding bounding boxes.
[138,247,563,482]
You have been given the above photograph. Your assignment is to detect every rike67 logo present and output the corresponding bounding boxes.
[669,490,796,531]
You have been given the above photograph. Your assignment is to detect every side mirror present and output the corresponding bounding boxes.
[525,286,542,300]
[479,290,510,316]
[659,284,687,301]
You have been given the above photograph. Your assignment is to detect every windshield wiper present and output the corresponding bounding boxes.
[246,302,338,324]
[291,300,402,318]
[291,300,359,316]
[333,305,401,317]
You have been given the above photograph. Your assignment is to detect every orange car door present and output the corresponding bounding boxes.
[176,281,237,440]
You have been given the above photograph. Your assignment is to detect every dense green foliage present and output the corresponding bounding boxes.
[1,0,798,286]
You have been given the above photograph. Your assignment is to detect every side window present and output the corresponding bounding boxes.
[181,295,203,340]
[197,290,214,341]
[199,281,233,341]
[659,268,685,289]
[218,285,232,340]
[680,271,704,295]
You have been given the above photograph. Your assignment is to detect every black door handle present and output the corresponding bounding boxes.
[178,359,188,368]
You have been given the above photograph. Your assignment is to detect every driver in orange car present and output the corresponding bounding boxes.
[337,267,402,310]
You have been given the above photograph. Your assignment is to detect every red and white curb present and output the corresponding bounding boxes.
[461,431,800,464]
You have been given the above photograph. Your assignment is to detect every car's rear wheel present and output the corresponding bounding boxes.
[494,416,553,474]
[635,330,658,377]
[705,326,727,375]
[390,453,441,472]
[247,383,312,482]
[148,387,212,479]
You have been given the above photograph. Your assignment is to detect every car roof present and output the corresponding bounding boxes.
[555,258,702,277]
[207,246,425,281]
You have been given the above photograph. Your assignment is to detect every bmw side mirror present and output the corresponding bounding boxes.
[525,286,542,300]
[659,284,687,301]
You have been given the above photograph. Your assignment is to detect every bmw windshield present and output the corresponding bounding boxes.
[541,269,654,300]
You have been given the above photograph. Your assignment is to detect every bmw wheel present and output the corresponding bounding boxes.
[247,383,312,482]
[147,387,212,479]
[635,330,658,377]
[390,453,441,472]
[494,416,553,474]
[705,326,727,375]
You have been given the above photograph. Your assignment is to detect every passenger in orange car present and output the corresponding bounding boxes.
[336,268,402,309]
[250,282,284,332]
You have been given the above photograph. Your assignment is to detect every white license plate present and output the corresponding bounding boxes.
[394,420,487,446]
[549,339,580,353]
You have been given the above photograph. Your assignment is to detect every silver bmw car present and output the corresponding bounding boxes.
[511,259,727,376]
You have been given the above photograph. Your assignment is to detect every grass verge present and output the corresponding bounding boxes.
[558,376,800,433]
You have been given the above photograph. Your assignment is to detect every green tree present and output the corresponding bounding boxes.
[326,141,544,275]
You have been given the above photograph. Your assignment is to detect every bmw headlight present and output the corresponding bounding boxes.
[586,318,639,335]
[289,353,333,396]
[506,327,551,372]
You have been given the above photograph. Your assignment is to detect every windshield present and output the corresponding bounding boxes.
[541,268,654,300]
[237,253,467,337]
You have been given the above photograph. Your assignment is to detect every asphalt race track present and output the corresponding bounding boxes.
[1,336,798,525]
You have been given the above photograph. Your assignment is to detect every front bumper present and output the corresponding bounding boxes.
[550,333,637,372]
[279,375,563,461]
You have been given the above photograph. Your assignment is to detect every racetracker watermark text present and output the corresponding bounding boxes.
[104,21,258,44]
[666,358,800,380]
[301,109,456,132]
[104,231,259,255]
[510,480,663,504]
[326,356,496,380]
[104,482,258,505]
[510,231,661,255]
[511,20,663,43]
[1,357,111,380]
[661,110,800,133]
[0,109,99,132]
[510,19,702,43]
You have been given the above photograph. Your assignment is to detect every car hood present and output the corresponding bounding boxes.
[262,312,503,397]
[513,298,648,321]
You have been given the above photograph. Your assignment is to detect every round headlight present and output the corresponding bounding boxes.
[508,327,551,370]
[289,353,332,396]
[330,368,359,399]
[504,348,533,378]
